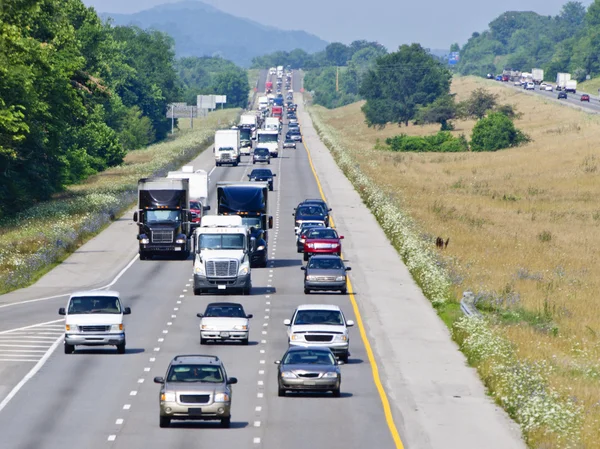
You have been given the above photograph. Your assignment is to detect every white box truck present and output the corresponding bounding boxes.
[258,96,269,110]
[532,68,544,85]
[556,73,571,91]
[264,117,280,133]
[565,79,577,93]
[167,166,209,223]
[256,129,279,157]
[214,129,240,167]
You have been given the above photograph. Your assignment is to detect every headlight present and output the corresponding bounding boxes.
[335,334,348,342]
[239,265,250,275]
[65,324,76,332]
[306,275,318,281]
[281,371,297,378]
[290,334,302,341]
[214,393,230,402]
[194,265,205,275]
[335,276,346,282]
[307,243,315,248]
[175,238,186,244]
[323,372,338,378]
[233,325,248,331]
[332,243,340,247]
[111,324,124,332]
[256,245,265,251]
[161,392,176,402]
[140,238,150,244]
[201,325,215,330]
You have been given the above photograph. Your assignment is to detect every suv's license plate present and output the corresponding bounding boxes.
[188,408,203,416]
[217,285,226,290]
[220,332,230,337]
[304,381,316,386]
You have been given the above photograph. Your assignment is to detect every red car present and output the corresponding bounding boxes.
[581,94,590,102]
[303,228,344,261]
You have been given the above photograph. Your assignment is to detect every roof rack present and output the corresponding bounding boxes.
[173,354,219,362]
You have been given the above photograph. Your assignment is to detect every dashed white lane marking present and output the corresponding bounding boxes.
[163,330,169,334]
[182,289,188,293]
[108,435,116,442]
[266,301,271,305]
[260,350,265,354]
[167,322,172,326]
[171,315,176,318]
[259,370,265,375]
[138,378,144,384]
[254,421,261,427]
[150,357,156,362]
[265,295,270,298]
[179,295,184,298]
[261,339,267,344]
[123,404,131,410]
[264,315,269,319]
[173,308,178,311]
[130,391,137,396]
[116,418,124,425]
[262,323,268,327]
[257,393,263,398]
[262,331,267,335]
[188,278,193,282]
[154,347,160,352]
[185,284,190,287]
[254,437,261,444]
[144,367,151,372]
[158,338,164,342]
[177,301,182,304]
[258,380,264,385]
[255,406,262,412]
[260,360,266,364]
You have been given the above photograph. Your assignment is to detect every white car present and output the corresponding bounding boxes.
[284,304,354,362]
[514,80,522,86]
[545,84,554,91]
[59,290,131,354]
[525,82,535,90]
[197,302,253,345]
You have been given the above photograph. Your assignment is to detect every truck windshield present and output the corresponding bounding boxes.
[218,147,234,152]
[68,296,122,314]
[199,234,245,250]
[145,210,181,223]
[241,217,262,230]
[258,134,278,143]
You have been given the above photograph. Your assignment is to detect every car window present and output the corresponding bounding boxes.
[283,350,335,365]
[297,206,325,216]
[68,296,121,314]
[167,364,224,383]
[251,170,271,177]
[307,258,343,270]
[307,229,338,239]
[293,310,344,325]
[205,305,246,318]
[255,148,269,155]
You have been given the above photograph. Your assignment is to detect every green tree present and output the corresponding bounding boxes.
[470,112,529,152]
[212,69,249,108]
[458,88,498,119]
[360,44,452,127]
[414,95,457,130]
[325,42,351,66]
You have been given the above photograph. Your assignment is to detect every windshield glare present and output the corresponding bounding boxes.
[307,229,338,239]
[297,206,325,216]
[308,258,343,270]
[167,364,224,383]
[241,217,262,229]
[293,310,344,325]
[199,234,245,250]
[145,210,181,223]
[283,350,336,365]
[68,296,122,314]
[258,134,278,143]
[205,305,246,318]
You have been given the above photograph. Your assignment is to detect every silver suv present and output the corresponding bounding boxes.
[153,355,238,428]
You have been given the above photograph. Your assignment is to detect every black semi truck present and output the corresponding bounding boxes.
[216,182,273,267]
[133,178,194,260]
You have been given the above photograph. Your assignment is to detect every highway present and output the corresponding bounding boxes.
[0,70,526,449]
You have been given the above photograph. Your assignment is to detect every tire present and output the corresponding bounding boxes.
[241,338,249,346]
[242,287,251,296]
[269,186,273,191]
[159,416,171,428]
[139,252,147,261]
[303,253,309,261]
[268,161,270,165]
[340,288,347,295]
[278,386,285,397]
[64,343,74,354]
[304,288,310,294]
[220,417,231,428]
[200,337,207,345]
[332,388,341,398]
[253,161,256,165]
[194,288,202,296]
[340,352,349,363]
[116,342,126,354]
[233,162,238,167]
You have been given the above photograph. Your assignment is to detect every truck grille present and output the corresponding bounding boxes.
[179,394,210,404]
[314,276,337,282]
[206,260,238,278]
[305,334,333,342]
[79,325,110,333]
[152,230,173,244]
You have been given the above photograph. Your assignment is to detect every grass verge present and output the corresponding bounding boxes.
[0,108,241,294]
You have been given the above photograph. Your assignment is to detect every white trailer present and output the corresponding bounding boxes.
[167,166,209,222]
[556,73,571,90]
[532,68,544,84]
[565,79,577,93]
[214,129,240,167]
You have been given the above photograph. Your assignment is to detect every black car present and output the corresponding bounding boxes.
[301,199,331,226]
[293,204,327,233]
[301,255,351,294]
[253,147,271,165]
[248,168,276,191]
[558,91,568,99]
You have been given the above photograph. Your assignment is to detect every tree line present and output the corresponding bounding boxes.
[0,0,248,219]
[454,1,600,82]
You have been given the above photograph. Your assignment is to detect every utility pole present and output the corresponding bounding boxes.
[171,104,174,135]
[336,67,339,92]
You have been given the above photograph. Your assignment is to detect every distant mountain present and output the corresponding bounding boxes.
[102,1,328,67]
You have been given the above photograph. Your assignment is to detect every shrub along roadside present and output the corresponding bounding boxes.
[308,106,582,447]
[385,131,469,153]
[0,109,241,294]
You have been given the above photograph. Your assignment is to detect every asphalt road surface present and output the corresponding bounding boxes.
[0,70,526,449]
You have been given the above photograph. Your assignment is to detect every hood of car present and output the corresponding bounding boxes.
[200,317,249,330]
[290,324,346,334]
[66,314,122,326]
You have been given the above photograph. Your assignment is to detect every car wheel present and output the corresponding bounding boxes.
[268,161,271,165]
[332,388,341,398]
[64,343,74,354]
[139,252,147,261]
[200,337,207,345]
[241,338,249,346]
[269,186,273,191]
[340,288,347,295]
[242,287,251,295]
[159,416,171,428]
[194,288,202,296]
[253,161,256,165]
[340,352,349,363]
[303,253,309,261]
[278,386,285,397]
[220,417,231,428]
[304,288,310,294]
[116,343,126,354]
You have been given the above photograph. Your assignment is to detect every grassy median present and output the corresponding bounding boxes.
[309,77,600,448]
[0,109,241,294]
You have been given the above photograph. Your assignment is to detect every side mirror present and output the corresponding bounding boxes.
[247,174,251,178]
[300,266,306,271]
[203,205,211,212]
[346,320,355,327]
[227,377,238,385]
[339,236,344,239]
[196,313,203,318]
[268,216,273,229]
[274,360,281,365]
[58,307,66,316]
[337,360,345,365]
[133,212,138,222]
[123,307,131,315]
[246,314,253,319]
[153,377,165,384]
[283,319,291,326]
[187,212,194,222]
[345,267,352,271]
[273,173,277,176]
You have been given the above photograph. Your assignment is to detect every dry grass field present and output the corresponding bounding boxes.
[311,77,600,445]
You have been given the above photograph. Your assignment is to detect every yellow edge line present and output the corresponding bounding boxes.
[300,121,405,449]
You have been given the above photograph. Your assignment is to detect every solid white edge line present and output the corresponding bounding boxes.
[0,319,64,335]
[0,334,62,413]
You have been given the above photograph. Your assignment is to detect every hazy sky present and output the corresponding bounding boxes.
[84,0,594,50]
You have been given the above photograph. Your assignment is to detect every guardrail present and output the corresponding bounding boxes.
[460,291,482,318]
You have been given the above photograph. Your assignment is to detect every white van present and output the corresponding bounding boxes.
[59,290,131,354]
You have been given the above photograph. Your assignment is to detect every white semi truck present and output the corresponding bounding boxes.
[256,129,279,157]
[556,73,571,91]
[214,129,240,167]
[258,96,269,110]
[192,215,253,295]
[532,68,544,84]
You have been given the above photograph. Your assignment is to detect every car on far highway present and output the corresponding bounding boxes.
[253,147,271,165]
[283,138,296,149]
[303,227,344,261]
[544,84,554,91]
[581,94,590,102]
[301,254,350,294]
[284,304,354,362]
[197,302,253,345]
[299,199,331,226]
[59,290,131,354]
[558,91,568,100]
[288,117,298,125]
[294,204,328,234]
[248,168,276,191]
[288,130,302,142]
[296,221,326,252]
[154,354,237,428]
[525,82,535,90]
[275,346,343,397]
[495,75,502,81]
